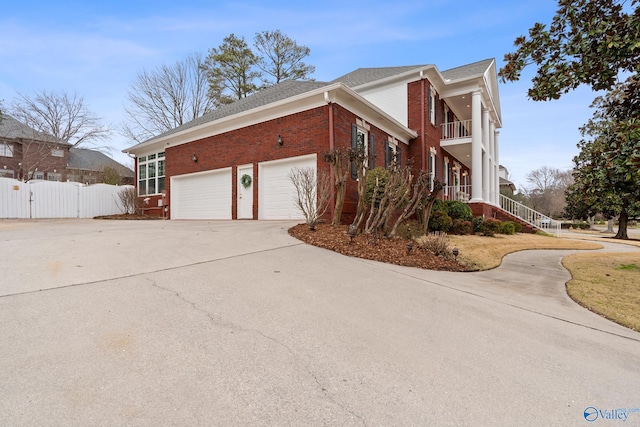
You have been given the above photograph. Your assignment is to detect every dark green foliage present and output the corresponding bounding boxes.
[428,210,452,233]
[445,200,473,221]
[450,219,473,235]
[394,220,422,240]
[365,167,389,206]
[500,221,516,235]
[499,0,640,101]
[472,216,484,233]
[481,218,502,237]
[511,221,523,233]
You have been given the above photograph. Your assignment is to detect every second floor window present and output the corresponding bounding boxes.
[0,143,13,157]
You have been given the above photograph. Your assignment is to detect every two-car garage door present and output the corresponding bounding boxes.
[169,154,317,220]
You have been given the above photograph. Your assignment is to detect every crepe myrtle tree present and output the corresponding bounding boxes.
[290,166,332,230]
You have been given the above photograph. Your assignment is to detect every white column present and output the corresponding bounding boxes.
[494,130,500,204]
[482,107,490,202]
[470,91,483,202]
[489,121,496,204]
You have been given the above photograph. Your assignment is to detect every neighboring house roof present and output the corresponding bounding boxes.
[0,114,64,144]
[68,148,134,178]
[330,65,430,88]
[440,58,495,82]
[134,80,331,148]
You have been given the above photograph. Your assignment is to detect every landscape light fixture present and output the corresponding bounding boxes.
[452,247,459,260]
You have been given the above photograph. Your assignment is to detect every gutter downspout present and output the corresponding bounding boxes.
[325,91,335,222]
[420,71,426,170]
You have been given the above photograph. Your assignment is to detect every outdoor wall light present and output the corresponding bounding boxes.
[192,154,198,162]
[278,135,283,146]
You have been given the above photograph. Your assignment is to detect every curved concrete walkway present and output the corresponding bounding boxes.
[0,220,639,426]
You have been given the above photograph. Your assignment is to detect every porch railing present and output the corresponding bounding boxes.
[441,119,472,140]
[442,184,471,202]
[500,194,560,236]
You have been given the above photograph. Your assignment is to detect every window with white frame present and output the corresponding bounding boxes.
[28,171,44,180]
[0,143,13,157]
[47,172,62,181]
[351,122,369,179]
[385,138,401,168]
[428,148,437,191]
[443,158,450,197]
[429,87,438,125]
[51,149,64,158]
[0,169,14,178]
[138,152,166,195]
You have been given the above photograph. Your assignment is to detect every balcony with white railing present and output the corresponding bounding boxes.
[441,119,472,141]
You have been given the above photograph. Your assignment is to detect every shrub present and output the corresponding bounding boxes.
[450,219,473,235]
[416,232,451,259]
[365,167,389,206]
[481,218,502,237]
[500,221,516,235]
[428,210,452,232]
[512,221,523,233]
[472,216,484,233]
[118,187,142,215]
[395,220,422,240]
[446,200,473,221]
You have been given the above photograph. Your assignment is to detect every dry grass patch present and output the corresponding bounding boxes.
[564,252,640,332]
[448,233,603,270]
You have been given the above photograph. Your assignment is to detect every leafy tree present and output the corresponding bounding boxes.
[500,0,640,238]
[202,33,260,105]
[101,166,122,185]
[564,79,640,239]
[499,0,640,101]
[122,52,214,143]
[254,30,315,85]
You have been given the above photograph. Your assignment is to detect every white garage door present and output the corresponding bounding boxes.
[259,154,317,220]
[171,168,232,220]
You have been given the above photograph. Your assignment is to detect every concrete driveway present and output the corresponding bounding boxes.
[1,219,639,426]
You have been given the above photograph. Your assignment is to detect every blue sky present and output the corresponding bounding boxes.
[0,0,599,189]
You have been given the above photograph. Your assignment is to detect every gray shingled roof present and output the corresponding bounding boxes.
[441,58,494,81]
[0,115,62,143]
[330,65,429,88]
[132,80,331,149]
[68,148,134,177]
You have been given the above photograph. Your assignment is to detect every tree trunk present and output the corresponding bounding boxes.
[606,217,615,233]
[588,215,596,230]
[333,179,346,226]
[614,211,629,239]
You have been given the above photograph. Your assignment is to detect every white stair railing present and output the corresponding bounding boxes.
[500,194,561,236]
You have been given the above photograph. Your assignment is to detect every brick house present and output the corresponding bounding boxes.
[123,58,502,221]
[0,115,134,184]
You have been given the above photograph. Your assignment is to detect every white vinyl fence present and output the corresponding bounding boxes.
[0,178,134,219]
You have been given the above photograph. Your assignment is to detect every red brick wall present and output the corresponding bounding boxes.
[166,106,331,219]
[161,103,403,221]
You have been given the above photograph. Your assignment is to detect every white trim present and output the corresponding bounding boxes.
[124,83,417,156]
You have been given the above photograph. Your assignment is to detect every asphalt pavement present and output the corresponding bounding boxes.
[0,219,639,426]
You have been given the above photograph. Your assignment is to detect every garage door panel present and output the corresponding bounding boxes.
[259,154,316,220]
[171,168,231,220]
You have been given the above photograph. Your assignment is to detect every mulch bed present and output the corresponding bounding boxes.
[94,214,163,220]
[288,223,467,272]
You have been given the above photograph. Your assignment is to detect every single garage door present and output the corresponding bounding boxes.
[259,154,317,220]
[171,168,232,219]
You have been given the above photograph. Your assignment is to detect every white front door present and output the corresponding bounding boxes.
[237,164,253,219]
